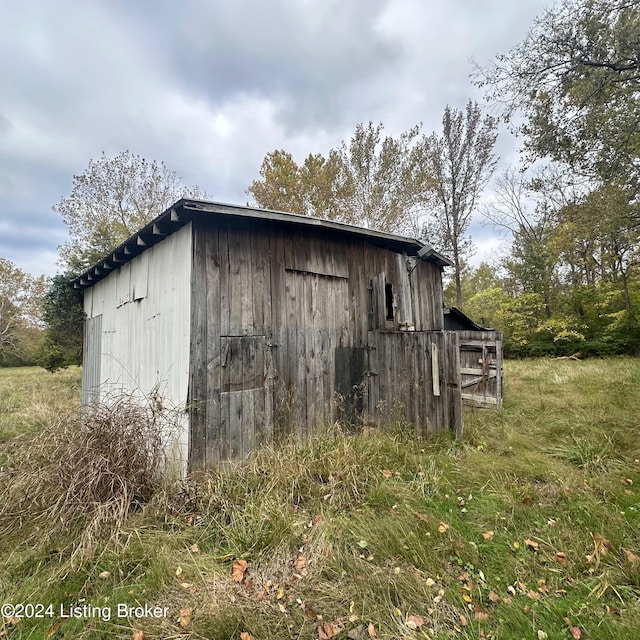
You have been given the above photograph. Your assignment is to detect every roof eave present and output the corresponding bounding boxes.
[73,199,452,290]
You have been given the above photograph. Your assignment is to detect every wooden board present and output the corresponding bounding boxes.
[457,330,503,409]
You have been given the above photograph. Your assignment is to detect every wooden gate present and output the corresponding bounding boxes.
[457,331,503,409]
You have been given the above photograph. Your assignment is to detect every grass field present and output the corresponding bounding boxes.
[1,359,640,639]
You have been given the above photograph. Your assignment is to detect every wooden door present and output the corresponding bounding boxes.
[219,335,273,460]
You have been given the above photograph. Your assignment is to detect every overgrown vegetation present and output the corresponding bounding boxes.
[1,359,640,639]
[0,395,167,560]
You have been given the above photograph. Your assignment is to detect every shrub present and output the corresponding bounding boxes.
[0,395,169,559]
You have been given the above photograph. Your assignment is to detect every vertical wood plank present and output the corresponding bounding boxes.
[219,225,230,336]
[269,229,286,437]
[228,391,243,460]
[445,331,464,437]
[188,225,208,470]
[205,227,221,465]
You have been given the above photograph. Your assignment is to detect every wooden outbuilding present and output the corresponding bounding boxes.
[75,199,466,473]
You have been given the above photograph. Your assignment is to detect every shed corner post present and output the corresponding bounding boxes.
[444,331,463,437]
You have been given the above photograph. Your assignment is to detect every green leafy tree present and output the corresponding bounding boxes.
[0,259,47,365]
[40,274,85,372]
[55,151,209,272]
[475,0,640,194]
[339,122,423,232]
[419,101,498,308]
[443,262,502,311]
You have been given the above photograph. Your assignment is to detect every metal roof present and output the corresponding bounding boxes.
[73,198,452,290]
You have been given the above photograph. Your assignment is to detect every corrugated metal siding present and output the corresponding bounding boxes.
[82,223,193,472]
[81,314,102,405]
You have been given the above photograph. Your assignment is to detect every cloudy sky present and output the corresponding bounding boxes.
[0,0,551,278]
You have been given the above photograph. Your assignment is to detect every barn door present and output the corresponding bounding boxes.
[219,335,273,460]
[459,337,502,409]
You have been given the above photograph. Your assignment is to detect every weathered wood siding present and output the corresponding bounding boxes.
[457,330,503,409]
[82,223,193,470]
[189,218,449,466]
[366,331,462,436]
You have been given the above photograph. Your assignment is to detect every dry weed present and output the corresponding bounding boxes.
[0,395,171,559]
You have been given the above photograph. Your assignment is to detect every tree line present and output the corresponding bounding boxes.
[1,0,638,366]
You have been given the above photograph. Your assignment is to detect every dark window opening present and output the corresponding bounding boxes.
[385,282,394,321]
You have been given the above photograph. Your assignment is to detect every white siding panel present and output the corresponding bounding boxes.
[83,223,192,474]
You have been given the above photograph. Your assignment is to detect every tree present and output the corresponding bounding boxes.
[248,122,424,233]
[55,151,209,272]
[482,167,559,317]
[420,101,498,308]
[0,259,47,365]
[475,0,640,194]
[247,150,306,215]
[40,274,85,372]
[338,122,423,232]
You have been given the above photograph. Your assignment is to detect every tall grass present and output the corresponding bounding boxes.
[1,358,640,639]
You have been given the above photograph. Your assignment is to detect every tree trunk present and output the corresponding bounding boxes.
[453,246,463,309]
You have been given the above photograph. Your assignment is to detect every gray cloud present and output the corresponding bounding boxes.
[0,0,550,277]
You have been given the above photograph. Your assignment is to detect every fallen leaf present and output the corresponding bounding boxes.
[180,582,193,589]
[425,577,435,587]
[623,548,639,564]
[482,530,494,540]
[231,559,248,582]
[382,469,393,478]
[175,566,183,577]
[131,631,145,640]
[318,623,341,639]
[405,615,424,629]
[502,596,513,604]
[513,541,520,549]
[414,512,429,522]
[527,590,541,600]
[438,522,450,533]
[294,555,306,570]
[522,495,532,505]
[178,608,192,628]
[473,605,489,622]
[98,570,111,579]
[367,623,377,637]
[347,625,364,640]
[190,543,200,553]
[240,633,255,640]
[563,618,582,639]
[537,631,548,640]
[593,533,611,555]
[463,594,473,603]
[488,590,500,603]
[459,614,468,626]
[555,552,568,565]
[524,538,539,551]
